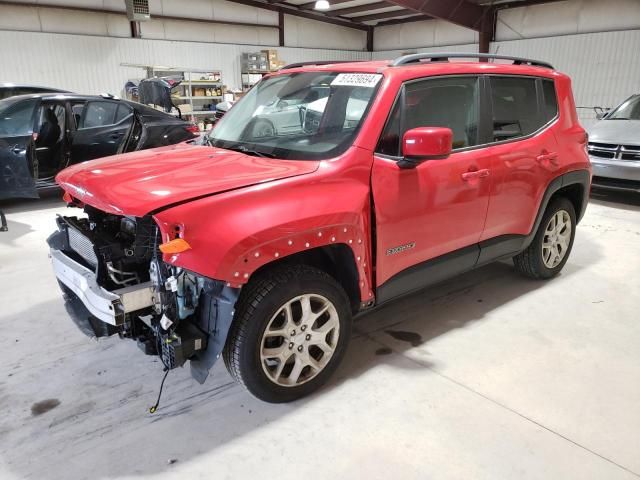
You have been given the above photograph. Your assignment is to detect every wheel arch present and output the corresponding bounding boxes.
[523,169,590,250]
[250,243,363,314]
[220,221,373,309]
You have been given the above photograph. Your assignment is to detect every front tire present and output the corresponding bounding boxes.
[513,196,576,279]
[223,265,352,403]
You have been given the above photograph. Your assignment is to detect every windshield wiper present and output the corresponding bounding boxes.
[220,143,276,158]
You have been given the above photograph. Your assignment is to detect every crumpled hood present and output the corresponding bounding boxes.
[56,142,319,216]
[589,120,640,145]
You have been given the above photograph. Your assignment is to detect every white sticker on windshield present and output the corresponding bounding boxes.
[331,73,382,88]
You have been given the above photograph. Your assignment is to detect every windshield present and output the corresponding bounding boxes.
[209,72,381,160]
[606,95,640,120]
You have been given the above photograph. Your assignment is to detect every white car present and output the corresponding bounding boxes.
[588,94,640,192]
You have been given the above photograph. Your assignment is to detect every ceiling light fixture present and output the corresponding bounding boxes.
[314,0,330,10]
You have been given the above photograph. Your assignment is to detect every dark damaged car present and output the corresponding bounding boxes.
[0,93,199,200]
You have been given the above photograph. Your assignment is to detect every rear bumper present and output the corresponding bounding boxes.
[50,247,153,326]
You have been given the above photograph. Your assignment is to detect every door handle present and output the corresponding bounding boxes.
[536,151,559,165]
[461,169,490,181]
[109,132,124,139]
[11,147,23,154]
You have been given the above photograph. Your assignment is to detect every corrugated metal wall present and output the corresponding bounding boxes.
[373,19,479,51]
[0,2,367,50]
[492,29,640,128]
[0,30,371,94]
[3,28,638,130]
[371,43,479,61]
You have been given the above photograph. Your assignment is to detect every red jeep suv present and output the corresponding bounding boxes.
[48,54,591,403]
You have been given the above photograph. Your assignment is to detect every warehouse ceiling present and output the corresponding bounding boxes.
[233,0,567,29]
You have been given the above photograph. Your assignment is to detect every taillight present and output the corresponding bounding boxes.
[186,124,200,135]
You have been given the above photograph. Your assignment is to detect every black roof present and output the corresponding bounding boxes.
[2,92,115,102]
[0,83,69,92]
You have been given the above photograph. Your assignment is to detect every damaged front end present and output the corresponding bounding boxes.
[47,205,239,383]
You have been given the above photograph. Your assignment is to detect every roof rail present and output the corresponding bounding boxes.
[390,53,554,70]
[280,60,366,70]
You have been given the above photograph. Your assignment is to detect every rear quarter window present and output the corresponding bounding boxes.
[541,79,558,123]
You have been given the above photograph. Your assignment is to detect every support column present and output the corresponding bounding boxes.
[130,20,141,38]
[278,10,285,47]
[366,26,374,52]
[478,7,496,56]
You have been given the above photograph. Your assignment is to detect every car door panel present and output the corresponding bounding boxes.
[372,151,491,289]
[0,135,38,199]
[480,76,560,241]
[371,76,491,292]
[0,98,39,199]
[69,101,133,163]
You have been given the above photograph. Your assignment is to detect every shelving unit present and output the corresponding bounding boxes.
[121,63,227,133]
[241,71,269,92]
[240,50,285,92]
[177,70,224,132]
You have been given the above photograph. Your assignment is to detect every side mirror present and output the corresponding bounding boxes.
[594,107,609,120]
[398,127,453,169]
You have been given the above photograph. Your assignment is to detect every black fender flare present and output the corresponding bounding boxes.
[522,169,590,250]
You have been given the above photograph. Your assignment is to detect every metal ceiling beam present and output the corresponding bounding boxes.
[375,14,432,26]
[326,1,394,17]
[383,0,490,31]
[223,0,369,30]
[352,9,421,22]
[298,0,358,10]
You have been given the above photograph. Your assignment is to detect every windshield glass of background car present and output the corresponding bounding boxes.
[209,72,381,160]
[607,96,640,120]
[0,98,38,137]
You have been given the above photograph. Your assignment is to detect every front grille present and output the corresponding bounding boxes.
[68,227,98,267]
[588,142,640,161]
[621,145,640,161]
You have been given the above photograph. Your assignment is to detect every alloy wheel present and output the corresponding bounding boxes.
[542,209,572,268]
[260,294,340,387]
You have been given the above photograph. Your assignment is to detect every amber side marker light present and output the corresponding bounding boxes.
[159,238,192,254]
[62,191,73,203]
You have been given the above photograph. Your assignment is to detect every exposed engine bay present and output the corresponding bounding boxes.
[47,205,239,383]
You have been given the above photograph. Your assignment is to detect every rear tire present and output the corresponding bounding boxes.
[223,265,352,403]
[513,196,576,279]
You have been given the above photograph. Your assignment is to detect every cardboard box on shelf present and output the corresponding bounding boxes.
[270,60,286,71]
[262,49,278,61]
[194,87,206,96]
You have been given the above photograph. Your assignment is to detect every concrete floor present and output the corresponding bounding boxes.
[0,190,639,480]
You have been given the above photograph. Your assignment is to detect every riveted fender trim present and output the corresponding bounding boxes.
[223,224,374,303]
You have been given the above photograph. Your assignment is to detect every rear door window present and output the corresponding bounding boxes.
[489,77,541,142]
[114,103,133,123]
[79,101,118,129]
